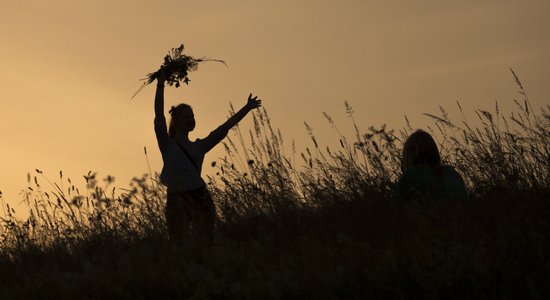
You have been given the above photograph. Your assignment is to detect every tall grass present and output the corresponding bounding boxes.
[0,72,548,298]
[422,70,549,193]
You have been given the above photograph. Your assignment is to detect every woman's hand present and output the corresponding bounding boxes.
[156,67,167,85]
[246,93,262,110]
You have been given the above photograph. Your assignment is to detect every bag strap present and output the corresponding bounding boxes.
[176,141,200,172]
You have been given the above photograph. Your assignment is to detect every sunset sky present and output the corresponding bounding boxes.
[1,0,549,213]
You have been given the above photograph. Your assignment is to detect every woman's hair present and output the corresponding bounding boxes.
[401,129,441,172]
[168,103,193,138]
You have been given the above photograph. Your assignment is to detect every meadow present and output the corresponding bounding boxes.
[1,76,549,299]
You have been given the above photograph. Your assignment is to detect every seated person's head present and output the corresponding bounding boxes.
[401,130,441,173]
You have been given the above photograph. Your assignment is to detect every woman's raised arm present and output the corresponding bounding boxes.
[155,71,167,118]
[154,70,170,148]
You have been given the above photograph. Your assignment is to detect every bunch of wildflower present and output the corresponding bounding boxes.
[131,43,226,99]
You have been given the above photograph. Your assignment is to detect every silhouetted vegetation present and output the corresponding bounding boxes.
[1,76,549,298]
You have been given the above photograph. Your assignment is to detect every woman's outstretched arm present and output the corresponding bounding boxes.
[199,94,262,153]
[219,93,262,132]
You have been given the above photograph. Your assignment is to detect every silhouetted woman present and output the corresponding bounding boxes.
[154,70,262,242]
[395,130,467,203]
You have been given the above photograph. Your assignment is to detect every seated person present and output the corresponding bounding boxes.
[395,130,467,203]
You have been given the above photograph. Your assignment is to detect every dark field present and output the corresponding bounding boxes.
[1,80,549,298]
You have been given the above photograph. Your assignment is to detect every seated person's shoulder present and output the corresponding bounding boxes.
[441,165,463,179]
[441,165,468,198]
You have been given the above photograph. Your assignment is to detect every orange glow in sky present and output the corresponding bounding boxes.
[1,1,549,213]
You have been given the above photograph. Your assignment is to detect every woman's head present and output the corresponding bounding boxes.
[168,103,195,138]
[401,130,441,172]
